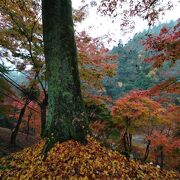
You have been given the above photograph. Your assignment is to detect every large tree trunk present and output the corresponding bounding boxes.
[39,95,48,137]
[42,0,88,152]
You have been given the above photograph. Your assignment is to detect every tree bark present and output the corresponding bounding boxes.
[160,147,164,169]
[42,0,88,153]
[10,98,30,146]
[128,133,132,153]
[143,140,151,162]
[39,95,48,137]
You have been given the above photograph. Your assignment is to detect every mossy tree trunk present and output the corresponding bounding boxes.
[42,0,88,152]
[39,95,48,137]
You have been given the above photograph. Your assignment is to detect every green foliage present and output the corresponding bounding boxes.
[104,20,178,99]
[86,103,112,122]
[108,128,120,140]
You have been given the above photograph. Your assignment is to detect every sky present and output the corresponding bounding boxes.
[72,0,180,48]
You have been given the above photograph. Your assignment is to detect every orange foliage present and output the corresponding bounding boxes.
[149,131,180,153]
[99,0,175,29]
[149,78,180,95]
[111,91,163,127]
[148,131,180,169]
[0,0,117,108]
[144,22,180,67]
[0,136,179,179]
[76,31,117,105]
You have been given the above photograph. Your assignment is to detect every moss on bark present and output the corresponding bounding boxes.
[42,0,88,152]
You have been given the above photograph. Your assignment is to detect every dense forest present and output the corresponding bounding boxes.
[0,0,179,179]
[105,20,179,100]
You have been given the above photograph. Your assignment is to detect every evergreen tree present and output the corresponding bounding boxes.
[104,20,178,99]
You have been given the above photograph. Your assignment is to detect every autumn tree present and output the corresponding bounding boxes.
[147,105,180,169]
[99,0,175,29]
[0,0,48,142]
[149,131,180,169]
[143,21,180,96]
[11,100,40,137]
[0,0,117,148]
[111,91,164,156]
[42,0,89,152]
[76,31,117,106]
[143,22,180,68]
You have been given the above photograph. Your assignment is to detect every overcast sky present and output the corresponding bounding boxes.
[72,0,180,48]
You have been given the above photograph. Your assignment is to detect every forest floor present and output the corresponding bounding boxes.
[0,127,39,157]
[0,136,179,179]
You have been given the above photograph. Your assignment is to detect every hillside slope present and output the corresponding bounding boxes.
[0,136,179,179]
[0,127,39,157]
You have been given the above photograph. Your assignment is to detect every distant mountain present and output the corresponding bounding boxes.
[103,20,179,99]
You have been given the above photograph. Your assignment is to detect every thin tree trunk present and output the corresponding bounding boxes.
[42,0,88,154]
[143,140,151,162]
[156,155,159,165]
[160,147,164,169]
[10,98,30,146]
[123,132,128,152]
[128,133,132,153]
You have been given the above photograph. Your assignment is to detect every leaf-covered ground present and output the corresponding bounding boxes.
[0,136,179,179]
